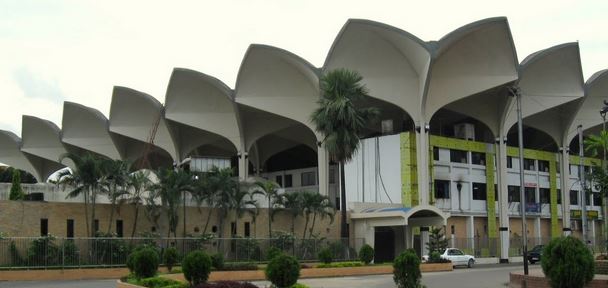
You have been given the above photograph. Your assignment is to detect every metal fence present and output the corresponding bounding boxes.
[0,237,364,269]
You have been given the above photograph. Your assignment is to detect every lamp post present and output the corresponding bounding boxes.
[510,85,529,276]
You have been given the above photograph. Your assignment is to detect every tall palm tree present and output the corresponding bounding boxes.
[253,179,281,238]
[230,182,262,237]
[152,168,194,238]
[100,159,130,234]
[206,167,237,239]
[311,68,379,238]
[585,131,608,244]
[126,170,152,238]
[58,152,104,237]
[308,193,335,239]
[277,192,303,235]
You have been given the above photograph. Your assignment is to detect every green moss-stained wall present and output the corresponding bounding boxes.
[485,153,497,237]
[400,132,418,207]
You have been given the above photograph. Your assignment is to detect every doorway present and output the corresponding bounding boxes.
[374,227,395,263]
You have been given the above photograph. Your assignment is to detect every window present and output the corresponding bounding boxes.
[301,171,316,186]
[66,219,74,238]
[231,222,237,236]
[275,175,283,187]
[508,186,520,202]
[495,184,498,201]
[593,193,601,207]
[585,191,591,206]
[471,152,485,165]
[557,189,561,204]
[525,187,536,204]
[584,166,591,174]
[539,188,550,204]
[570,190,579,205]
[244,222,251,237]
[94,219,99,233]
[335,197,340,210]
[116,220,123,238]
[40,218,48,236]
[538,160,550,173]
[524,159,536,171]
[450,149,468,164]
[434,180,450,199]
[284,174,293,188]
[329,168,336,184]
[569,165,575,175]
[433,147,439,161]
[472,183,486,200]
[507,156,513,169]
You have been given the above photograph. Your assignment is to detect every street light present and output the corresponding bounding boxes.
[509,85,529,276]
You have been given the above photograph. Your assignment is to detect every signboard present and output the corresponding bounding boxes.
[525,203,541,213]
[524,182,537,188]
[570,209,599,220]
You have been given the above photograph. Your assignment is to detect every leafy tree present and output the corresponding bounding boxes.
[311,68,379,238]
[9,169,25,200]
[253,179,281,238]
[151,168,194,238]
[584,131,608,245]
[276,192,303,235]
[230,181,261,237]
[426,227,449,255]
[306,192,335,239]
[393,249,422,288]
[127,170,152,238]
[541,236,594,288]
[206,167,237,239]
[100,159,130,234]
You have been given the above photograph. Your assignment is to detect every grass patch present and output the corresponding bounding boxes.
[315,261,364,268]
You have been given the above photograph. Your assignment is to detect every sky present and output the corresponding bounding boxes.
[0,0,606,136]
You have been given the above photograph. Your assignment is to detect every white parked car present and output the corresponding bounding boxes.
[422,248,475,268]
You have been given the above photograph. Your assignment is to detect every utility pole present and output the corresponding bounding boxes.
[600,103,608,247]
[579,126,588,245]
[511,85,529,276]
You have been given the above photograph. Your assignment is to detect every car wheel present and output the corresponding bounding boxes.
[467,259,474,268]
[529,260,536,264]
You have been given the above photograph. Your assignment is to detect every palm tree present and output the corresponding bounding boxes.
[307,193,335,239]
[100,159,130,234]
[126,170,152,238]
[585,131,608,246]
[206,167,237,239]
[230,182,262,237]
[151,168,194,238]
[277,192,303,235]
[58,152,104,237]
[311,68,379,238]
[253,179,281,238]
[584,131,608,161]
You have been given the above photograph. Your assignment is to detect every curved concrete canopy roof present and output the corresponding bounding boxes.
[235,44,320,134]
[323,19,431,121]
[20,116,68,179]
[572,70,608,140]
[425,17,519,119]
[109,86,178,161]
[505,43,585,145]
[164,68,241,159]
[0,130,40,181]
[62,102,121,160]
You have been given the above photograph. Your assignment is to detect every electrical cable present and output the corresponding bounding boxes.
[376,137,393,203]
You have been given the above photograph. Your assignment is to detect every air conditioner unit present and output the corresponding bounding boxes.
[454,123,475,141]
[381,119,394,135]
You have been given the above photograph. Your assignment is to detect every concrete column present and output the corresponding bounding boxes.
[421,227,430,256]
[238,149,248,180]
[467,216,475,251]
[534,218,541,243]
[317,146,329,196]
[560,146,572,236]
[591,219,596,245]
[415,122,430,205]
[497,136,510,263]
[405,226,413,249]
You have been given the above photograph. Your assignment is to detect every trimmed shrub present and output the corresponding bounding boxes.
[126,251,137,273]
[133,247,160,279]
[194,281,258,288]
[316,261,363,268]
[139,276,183,288]
[163,247,179,272]
[290,284,310,288]
[220,262,258,271]
[183,250,212,286]
[266,246,282,261]
[359,244,374,265]
[541,236,594,288]
[211,253,225,270]
[317,247,333,264]
[393,250,421,288]
[265,254,300,288]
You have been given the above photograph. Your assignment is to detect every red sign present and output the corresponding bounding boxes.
[524,182,537,188]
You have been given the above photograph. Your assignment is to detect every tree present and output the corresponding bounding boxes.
[192,172,215,235]
[277,192,303,235]
[151,168,194,238]
[58,152,104,237]
[205,167,236,239]
[426,227,449,254]
[307,192,335,239]
[254,179,281,238]
[311,68,379,238]
[126,170,152,238]
[230,181,261,237]
[100,159,130,234]
[584,131,608,246]
[9,169,25,200]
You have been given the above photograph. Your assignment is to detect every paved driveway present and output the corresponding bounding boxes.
[0,279,115,288]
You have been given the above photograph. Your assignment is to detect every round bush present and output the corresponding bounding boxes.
[317,247,333,264]
[429,251,441,263]
[211,253,224,270]
[266,246,282,261]
[541,236,594,288]
[359,244,374,265]
[393,250,421,288]
[126,251,137,273]
[133,247,160,279]
[182,250,212,286]
[163,247,179,272]
[265,254,300,288]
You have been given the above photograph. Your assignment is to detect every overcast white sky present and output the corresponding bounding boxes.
[0,0,606,135]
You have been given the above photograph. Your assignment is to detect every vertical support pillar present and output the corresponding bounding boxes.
[497,135,510,263]
[421,227,430,256]
[317,146,329,196]
[415,123,430,205]
[591,219,596,246]
[405,226,413,249]
[534,218,541,244]
[467,216,475,251]
[560,146,572,236]
[238,149,248,180]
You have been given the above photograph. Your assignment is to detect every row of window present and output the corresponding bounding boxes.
[40,218,124,237]
[434,180,601,206]
[274,171,319,188]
